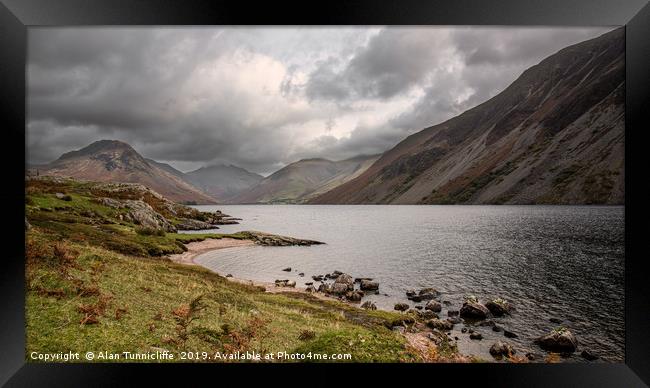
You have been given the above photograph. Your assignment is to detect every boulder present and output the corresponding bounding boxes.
[469,332,483,340]
[492,325,502,332]
[503,329,518,339]
[405,289,416,297]
[420,311,439,320]
[417,287,439,300]
[125,200,177,232]
[426,318,454,331]
[225,274,233,278]
[460,302,489,320]
[414,305,423,310]
[330,283,349,295]
[581,350,599,361]
[312,275,323,281]
[361,301,377,310]
[282,267,292,272]
[285,280,296,288]
[425,300,442,312]
[305,285,316,293]
[489,341,515,359]
[394,303,410,312]
[317,283,331,293]
[333,274,354,291]
[360,280,379,291]
[345,290,364,302]
[535,328,578,353]
[305,282,313,286]
[274,279,289,287]
[485,299,512,316]
[55,192,72,201]
[355,277,373,283]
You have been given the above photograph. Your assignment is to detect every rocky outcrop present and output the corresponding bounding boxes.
[176,218,219,230]
[535,328,578,353]
[241,231,324,246]
[124,200,176,232]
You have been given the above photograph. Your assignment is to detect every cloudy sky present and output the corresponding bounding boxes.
[27,26,613,175]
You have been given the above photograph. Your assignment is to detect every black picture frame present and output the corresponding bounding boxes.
[1,0,648,386]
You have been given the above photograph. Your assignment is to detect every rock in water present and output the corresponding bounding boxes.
[503,329,518,339]
[394,303,410,312]
[469,332,483,340]
[490,341,516,359]
[282,267,292,272]
[485,299,512,316]
[581,350,599,361]
[425,300,442,312]
[460,302,490,320]
[361,301,377,310]
[333,273,354,292]
[535,328,578,353]
[360,279,379,291]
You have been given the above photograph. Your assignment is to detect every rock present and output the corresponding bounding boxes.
[447,316,462,324]
[332,270,343,277]
[330,283,349,295]
[333,273,354,291]
[312,275,323,281]
[355,277,373,283]
[492,325,502,332]
[460,302,490,320]
[176,218,218,230]
[274,279,288,287]
[581,350,599,361]
[489,341,515,359]
[305,282,313,286]
[461,328,467,334]
[414,305,423,310]
[420,311,439,320]
[317,283,331,293]
[503,329,518,339]
[535,328,578,353]
[285,280,296,288]
[417,287,439,300]
[525,353,536,361]
[550,317,563,324]
[405,289,416,297]
[479,320,495,327]
[298,272,304,277]
[305,285,316,293]
[124,200,177,232]
[361,301,377,310]
[485,299,512,316]
[225,274,233,278]
[448,310,459,317]
[392,326,405,333]
[282,267,292,272]
[469,332,483,340]
[425,300,442,312]
[394,303,410,312]
[442,300,452,306]
[97,197,125,208]
[426,318,454,331]
[360,280,379,291]
[345,290,364,302]
[408,295,423,302]
[55,192,72,201]
[468,329,474,334]
[242,231,324,246]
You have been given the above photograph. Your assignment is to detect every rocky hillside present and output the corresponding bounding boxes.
[35,140,217,205]
[185,164,263,203]
[312,28,624,205]
[232,155,379,204]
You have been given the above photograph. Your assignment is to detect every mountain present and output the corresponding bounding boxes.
[312,28,624,205]
[38,140,217,204]
[231,155,380,204]
[185,164,263,203]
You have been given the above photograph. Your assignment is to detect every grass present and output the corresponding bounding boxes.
[25,177,424,363]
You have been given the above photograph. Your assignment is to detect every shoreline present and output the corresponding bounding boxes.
[167,238,336,299]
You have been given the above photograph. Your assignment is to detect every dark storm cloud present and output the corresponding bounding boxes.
[28,27,614,174]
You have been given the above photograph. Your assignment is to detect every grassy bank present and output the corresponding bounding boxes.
[25,177,425,362]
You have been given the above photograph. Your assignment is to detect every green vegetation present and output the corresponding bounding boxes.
[25,177,423,363]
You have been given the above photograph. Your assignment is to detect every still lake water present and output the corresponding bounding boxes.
[188,205,624,362]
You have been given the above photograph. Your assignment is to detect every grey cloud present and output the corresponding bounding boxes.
[28,27,615,175]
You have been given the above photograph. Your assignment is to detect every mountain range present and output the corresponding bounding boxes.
[30,29,624,205]
[230,155,379,204]
[311,28,624,205]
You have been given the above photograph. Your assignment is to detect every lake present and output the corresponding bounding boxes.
[187,205,624,362]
